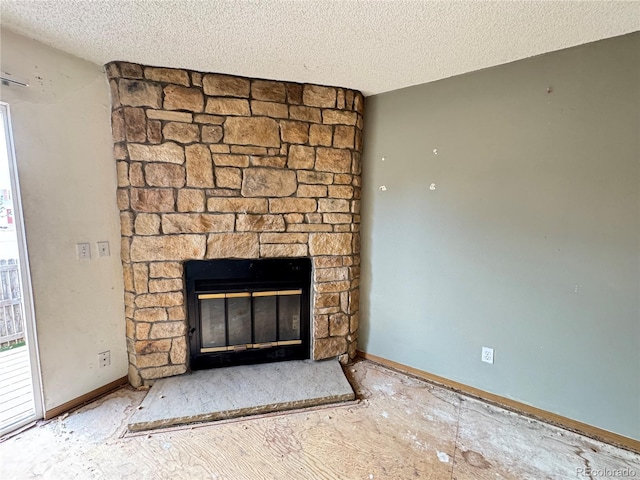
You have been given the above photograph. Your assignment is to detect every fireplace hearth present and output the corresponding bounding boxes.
[186,258,311,369]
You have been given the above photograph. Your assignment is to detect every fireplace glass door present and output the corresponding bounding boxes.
[199,290,302,353]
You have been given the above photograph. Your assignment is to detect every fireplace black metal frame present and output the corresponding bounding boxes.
[186,258,312,370]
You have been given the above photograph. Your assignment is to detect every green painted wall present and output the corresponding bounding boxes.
[360,33,639,440]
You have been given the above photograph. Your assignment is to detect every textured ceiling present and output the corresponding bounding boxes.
[1,1,638,95]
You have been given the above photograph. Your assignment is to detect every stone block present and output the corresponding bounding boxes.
[120,212,134,236]
[177,189,205,212]
[149,278,183,293]
[316,148,351,173]
[130,189,175,213]
[329,313,349,336]
[130,235,206,261]
[147,120,162,143]
[280,121,309,144]
[297,170,333,185]
[162,122,199,143]
[333,125,355,149]
[236,214,285,232]
[205,98,251,116]
[305,213,322,223]
[315,281,350,293]
[124,107,146,142]
[192,72,202,87]
[323,213,352,224]
[112,110,125,142]
[286,83,303,104]
[123,264,134,292]
[149,321,187,339]
[136,353,169,369]
[163,85,204,112]
[144,67,190,86]
[313,315,329,339]
[287,145,315,169]
[284,213,304,224]
[315,267,349,282]
[259,243,308,258]
[315,292,340,308]
[202,125,223,143]
[170,337,187,364]
[209,144,231,153]
[224,117,280,147]
[251,101,288,118]
[116,161,129,187]
[297,185,327,197]
[241,168,297,197]
[286,224,333,232]
[313,337,347,360]
[333,174,352,185]
[259,233,308,244]
[231,145,267,155]
[328,185,354,199]
[149,262,182,278]
[185,144,214,187]
[318,198,350,213]
[252,80,286,102]
[194,114,225,124]
[206,233,259,258]
[167,306,186,321]
[136,322,151,340]
[215,167,242,189]
[135,339,171,354]
[309,124,332,146]
[145,163,185,188]
[133,308,168,322]
[207,197,267,214]
[135,292,184,308]
[133,263,149,294]
[250,156,287,168]
[139,364,187,380]
[118,79,162,108]
[350,312,359,333]
[303,85,336,108]
[146,110,193,122]
[203,74,250,97]
[162,213,234,234]
[290,105,321,123]
[309,233,352,256]
[119,63,143,78]
[128,142,184,164]
[322,110,357,125]
[269,198,317,213]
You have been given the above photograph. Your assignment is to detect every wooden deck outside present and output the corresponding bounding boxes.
[0,345,34,433]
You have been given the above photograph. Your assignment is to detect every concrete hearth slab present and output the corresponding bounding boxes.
[128,359,355,431]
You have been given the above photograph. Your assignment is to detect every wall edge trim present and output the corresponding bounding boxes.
[356,350,639,454]
[44,376,129,420]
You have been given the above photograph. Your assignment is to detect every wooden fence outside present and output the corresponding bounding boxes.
[0,259,24,347]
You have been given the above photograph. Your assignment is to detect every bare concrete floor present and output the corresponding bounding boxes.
[1,359,638,479]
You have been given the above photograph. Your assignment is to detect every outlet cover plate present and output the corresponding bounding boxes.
[482,346,494,364]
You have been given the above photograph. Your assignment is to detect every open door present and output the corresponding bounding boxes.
[0,102,43,435]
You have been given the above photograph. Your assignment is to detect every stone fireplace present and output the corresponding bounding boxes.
[107,62,363,387]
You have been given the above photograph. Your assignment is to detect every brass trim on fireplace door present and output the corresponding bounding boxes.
[277,340,302,346]
[278,289,303,296]
[226,292,251,298]
[198,293,225,300]
[201,346,230,353]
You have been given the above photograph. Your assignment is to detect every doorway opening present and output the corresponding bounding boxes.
[0,102,43,435]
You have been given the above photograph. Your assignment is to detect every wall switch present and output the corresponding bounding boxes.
[482,347,494,364]
[97,241,110,257]
[98,351,110,368]
[77,243,91,260]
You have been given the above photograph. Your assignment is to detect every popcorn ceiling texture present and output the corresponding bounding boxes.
[108,62,363,387]
[2,1,639,95]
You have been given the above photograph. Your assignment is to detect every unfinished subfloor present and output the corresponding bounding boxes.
[1,359,638,479]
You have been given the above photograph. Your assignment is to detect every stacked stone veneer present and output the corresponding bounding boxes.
[106,62,363,387]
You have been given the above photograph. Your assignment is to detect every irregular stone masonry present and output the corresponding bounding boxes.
[108,62,363,387]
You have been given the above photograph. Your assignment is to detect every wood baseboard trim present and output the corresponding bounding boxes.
[357,350,639,454]
[44,376,129,420]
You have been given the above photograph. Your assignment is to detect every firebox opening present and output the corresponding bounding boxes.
[186,258,312,370]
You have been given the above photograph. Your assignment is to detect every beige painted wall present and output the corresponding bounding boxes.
[0,30,127,411]
[361,33,640,440]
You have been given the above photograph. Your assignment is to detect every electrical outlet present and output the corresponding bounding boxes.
[97,241,110,257]
[98,351,110,368]
[482,347,494,364]
[77,243,91,260]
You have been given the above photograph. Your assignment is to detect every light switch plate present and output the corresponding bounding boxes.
[97,241,110,257]
[77,243,91,260]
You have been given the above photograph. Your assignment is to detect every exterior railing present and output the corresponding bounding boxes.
[0,259,24,347]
